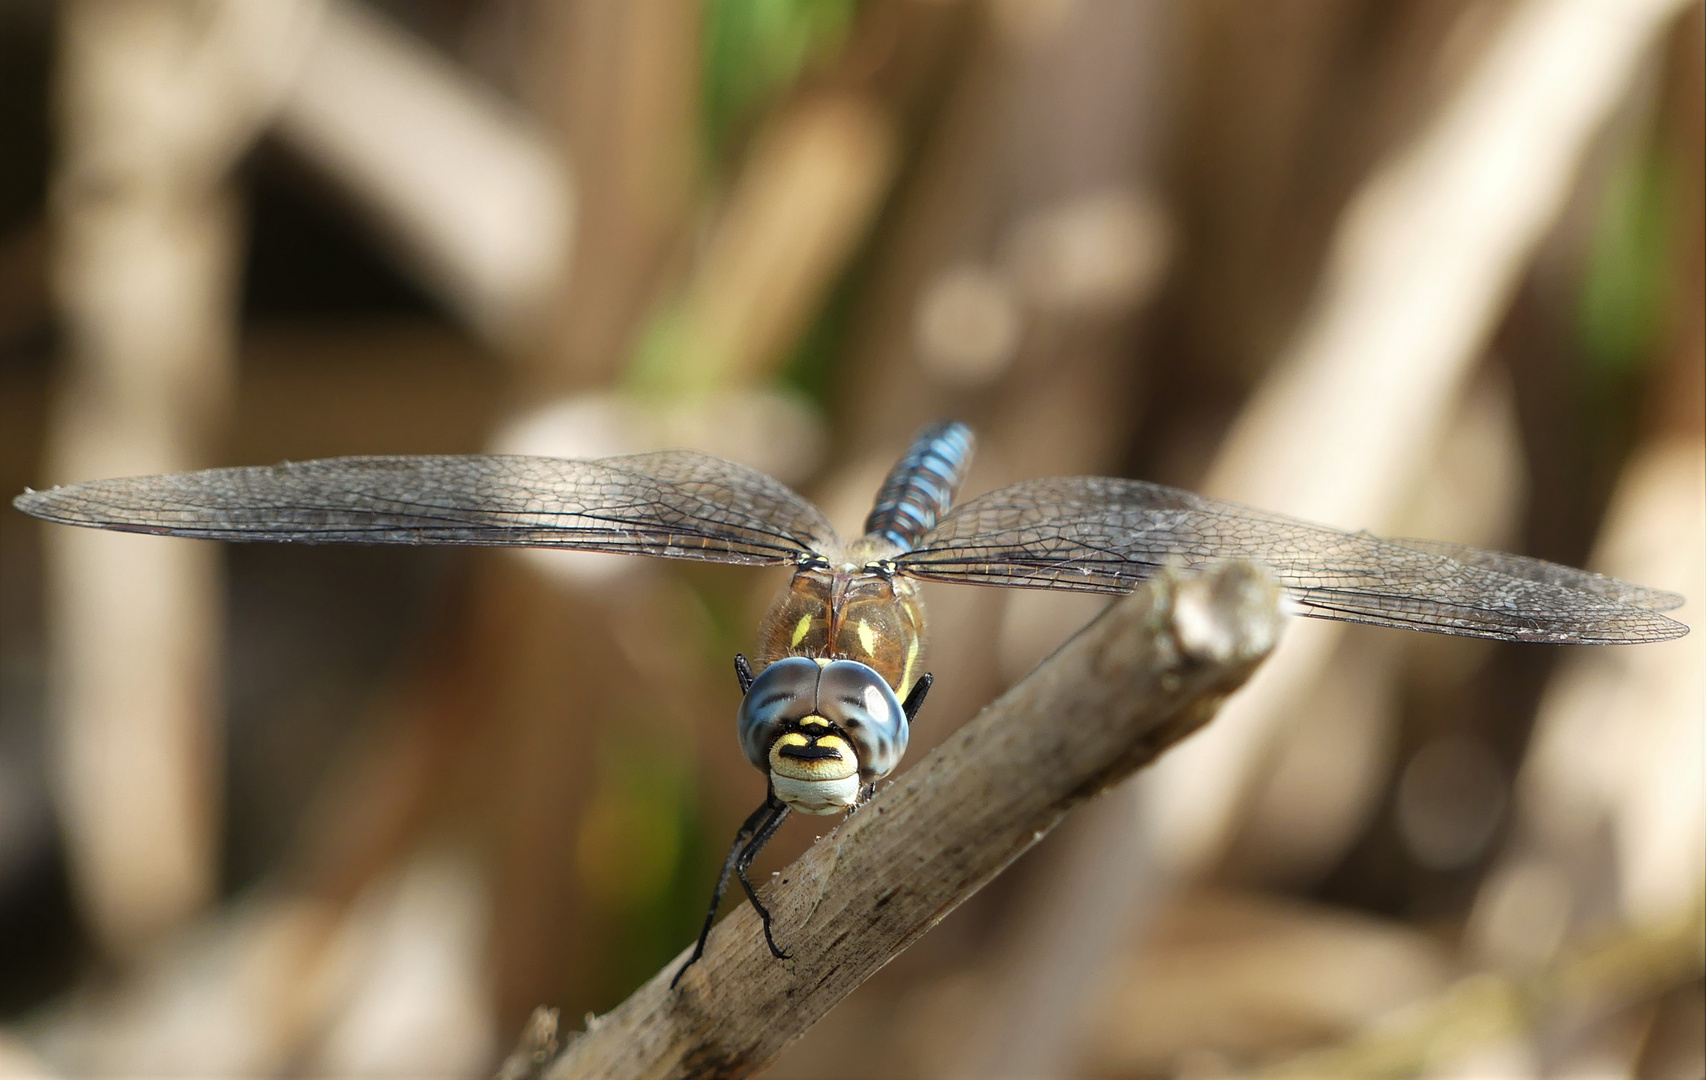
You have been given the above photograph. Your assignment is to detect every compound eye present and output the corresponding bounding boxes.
[817,660,909,782]
[737,657,822,773]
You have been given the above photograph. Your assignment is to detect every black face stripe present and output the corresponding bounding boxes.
[776,742,845,761]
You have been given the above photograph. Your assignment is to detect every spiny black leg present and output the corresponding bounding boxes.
[671,795,775,987]
[902,672,934,723]
[734,653,755,695]
[734,794,793,959]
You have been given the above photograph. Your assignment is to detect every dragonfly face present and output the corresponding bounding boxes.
[11,417,1687,985]
[737,657,908,815]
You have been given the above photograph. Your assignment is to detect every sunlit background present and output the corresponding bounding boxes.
[0,1,1701,1077]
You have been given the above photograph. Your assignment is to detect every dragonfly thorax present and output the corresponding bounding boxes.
[744,543,924,815]
[756,550,927,697]
[737,657,909,814]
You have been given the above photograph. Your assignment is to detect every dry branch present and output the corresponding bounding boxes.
[496,1007,562,1080]
[544,561,1285,1080]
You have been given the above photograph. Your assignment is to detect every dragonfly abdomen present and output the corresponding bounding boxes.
[862,421,975,552]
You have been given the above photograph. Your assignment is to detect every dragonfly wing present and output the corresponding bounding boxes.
[896,476,1688,644]
[14,451,839,566]
[1382,536,1684,612]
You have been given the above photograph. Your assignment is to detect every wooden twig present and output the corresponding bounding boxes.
[495,1006,562,1080]
[544,561,1285,1080]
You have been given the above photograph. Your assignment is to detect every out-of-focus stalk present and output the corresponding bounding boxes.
[44,0,320,956]
[1145,0,1701,880]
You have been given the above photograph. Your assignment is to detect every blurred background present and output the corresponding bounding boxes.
[0,0,1701,1077]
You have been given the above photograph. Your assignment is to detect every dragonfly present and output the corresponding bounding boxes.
[13,420,1688,983]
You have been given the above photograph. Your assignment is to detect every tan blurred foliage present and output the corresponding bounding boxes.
[0,0,1699,1077]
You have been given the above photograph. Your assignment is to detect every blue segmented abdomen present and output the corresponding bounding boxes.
[862,421,976,552]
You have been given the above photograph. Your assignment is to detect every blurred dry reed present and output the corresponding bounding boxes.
[0,0,1699,1078]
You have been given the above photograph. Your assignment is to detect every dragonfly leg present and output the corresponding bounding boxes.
[734,653,755,695]
[734,794,794,960]
[902,672,934,723]
[671,792,780,987]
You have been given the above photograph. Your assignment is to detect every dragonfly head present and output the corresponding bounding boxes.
[737,656,909,815]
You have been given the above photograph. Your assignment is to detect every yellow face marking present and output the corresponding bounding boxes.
[768,732,857,781]
[799,715,829,728]
[790,614,814,649]
[855,618,877,657]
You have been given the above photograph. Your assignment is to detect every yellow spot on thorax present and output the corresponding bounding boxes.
[855,618,877,657]
[790,614,813,648]
[902,635,921,696]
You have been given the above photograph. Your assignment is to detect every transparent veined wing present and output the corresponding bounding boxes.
[896,476,1688,644]
[1377,536,1683,612]
[13,452,840,567]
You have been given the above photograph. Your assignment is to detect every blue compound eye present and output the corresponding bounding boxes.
[817,660,908,782]
[736,657,910,783]
[736,657,821,772]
